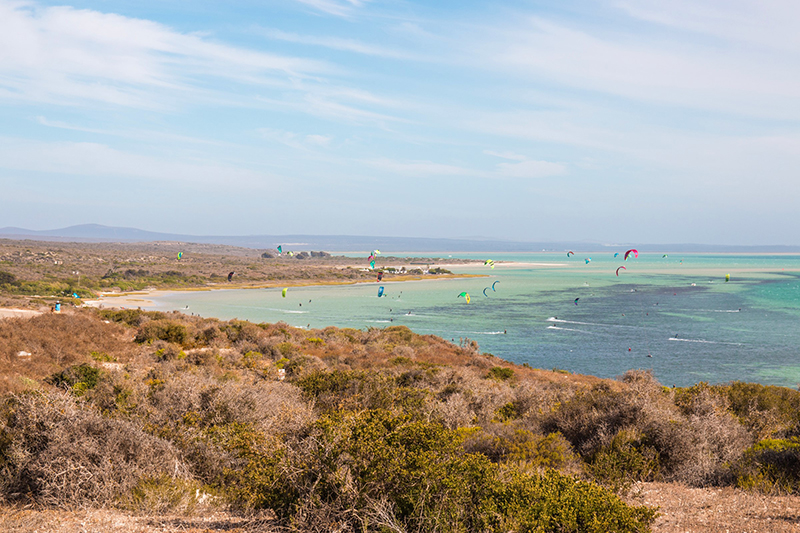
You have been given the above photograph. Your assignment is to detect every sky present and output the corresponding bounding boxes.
[1,0,799,245]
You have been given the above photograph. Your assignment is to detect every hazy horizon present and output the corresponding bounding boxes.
[3,223,800,253]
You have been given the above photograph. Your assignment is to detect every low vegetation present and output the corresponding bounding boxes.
[0,240,472,305]
[2,308,800,531]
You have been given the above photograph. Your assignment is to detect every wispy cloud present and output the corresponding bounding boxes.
[258,128,333,150]
[261,28,412,59]
[614,0,800,51]
[293,0,369,18]
[495,159,565,178]
[0,1,329,109]
[484,150,527,161]
[484,150,565,177]
[361,155,565,180]
[362,158,474,177]
[471,12,800,120]
[35,116,223,146]
[0,137,276,188]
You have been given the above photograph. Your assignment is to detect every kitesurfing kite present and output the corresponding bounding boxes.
[484,259,495,269]
[277,245,282,255]
[567,251,575,257]
[377,272,383,282]
[378,286,385,297]
[177,252,183,260]
[574,298,580,305]
[624,249,639,261]
[662,254,669,258]
[483,287,490,297]
[492,281,499,291]
[725,274,730,282]
[373,250,381,256]
[585,258,592,264]
[457,292,470,304]
[616,266,626,276]
[614,253,620,258]
[227,271,235,282]
[369,260,375,270]
[282,287,288,298]
[368,254,374,262]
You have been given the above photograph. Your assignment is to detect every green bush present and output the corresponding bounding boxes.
[588,429,661,493]
[494,402,522,422]
[97,308,166,327]
[479,469,657,533]
[47,364,103,396]
[734,437,800,494]
[504,430,577,470]
[718,382,800,437]
[291,409,496,530]
[278,410,655,532]
[135,319,189,345]
[204,422,296,514]
[488,366,514,381]
[0,271,17,285]
[295,369,363,398]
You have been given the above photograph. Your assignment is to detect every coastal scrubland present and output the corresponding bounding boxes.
[0,239,467,307]
[2,308,800,532]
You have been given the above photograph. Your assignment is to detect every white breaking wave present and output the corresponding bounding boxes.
[547,325,595,334]
[668,338,742,345]
[546,317,638,329]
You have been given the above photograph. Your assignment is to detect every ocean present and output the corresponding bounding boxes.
[138,252,800,388]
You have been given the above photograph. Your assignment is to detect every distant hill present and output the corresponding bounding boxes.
[1,224,798,253]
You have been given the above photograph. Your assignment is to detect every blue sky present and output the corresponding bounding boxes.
[1,0,799,245]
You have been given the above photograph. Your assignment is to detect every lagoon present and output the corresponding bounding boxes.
[135,252,800,388]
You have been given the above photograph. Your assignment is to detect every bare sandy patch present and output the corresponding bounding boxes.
[0,308,42,320]
[630,482,800,532]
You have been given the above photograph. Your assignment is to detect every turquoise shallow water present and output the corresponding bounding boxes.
[139,253,800,387]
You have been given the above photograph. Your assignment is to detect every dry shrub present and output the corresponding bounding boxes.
[654,386,752,486]
[464,374,516,426]
[545,370,753,488]
[0,312,137,393]
[145,372,313,437]
[119,475,206,514]
[223,321,265,345]
[135,319,190,346]
[392,345,416,360]
[428,392,474,429]
[515,381,577,431]
[0,391,186,507]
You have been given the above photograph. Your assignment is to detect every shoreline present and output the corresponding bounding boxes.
[82,272,486,309]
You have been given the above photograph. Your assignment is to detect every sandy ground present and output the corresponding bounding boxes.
[631,482,800,532]
[3,483,800,532]
[0,507,278,533]
[0,308,42,319]
[82,291,172,309]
